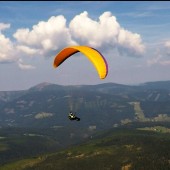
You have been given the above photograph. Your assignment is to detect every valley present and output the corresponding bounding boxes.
[0,81,170,169]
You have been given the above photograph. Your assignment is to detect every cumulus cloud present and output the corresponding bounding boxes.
[69,11,145,55]
[13,11,145,58]
[16,45,39,55]
[13,15,77,57]
[1,11,146,67]
[0,31,17,63]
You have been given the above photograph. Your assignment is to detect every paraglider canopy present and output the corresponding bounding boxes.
[53,45,108,79]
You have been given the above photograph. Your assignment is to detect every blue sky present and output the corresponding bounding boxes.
[1,1,170,91]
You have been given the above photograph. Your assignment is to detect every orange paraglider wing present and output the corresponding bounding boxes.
[53,45,108,79]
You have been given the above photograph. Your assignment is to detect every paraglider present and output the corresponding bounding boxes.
[53,45,108,121]
[53,45,108,79]
[68,111,80,121]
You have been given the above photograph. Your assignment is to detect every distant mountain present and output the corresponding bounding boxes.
[28,82,64,92]
[0,81,170,129]
[140,80,170,90]
[0,90,27,103]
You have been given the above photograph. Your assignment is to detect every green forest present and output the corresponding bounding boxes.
[0,124,170,170]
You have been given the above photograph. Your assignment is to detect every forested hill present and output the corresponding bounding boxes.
[1,125,170,170]
[0,80,170,129]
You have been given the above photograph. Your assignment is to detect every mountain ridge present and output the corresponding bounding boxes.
[1,80,170,128]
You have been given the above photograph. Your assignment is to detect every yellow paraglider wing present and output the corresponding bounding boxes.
[53,46,108,79]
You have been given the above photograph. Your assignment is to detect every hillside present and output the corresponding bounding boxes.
[1,79,170,169]
[1,81,170,129]
[1,124,170,170]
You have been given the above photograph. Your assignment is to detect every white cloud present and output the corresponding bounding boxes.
[165,41,170,48]
[13,15,77,57]
[0,33,17,63]
[1,11,145,67]
[18,59,36,70]
[0,23,18,63]
[118,29,145,55]
[16,45,39,55]
[164,41,170,56]
[0,23,10,32]
[147,53,162,66]
[147,41,170,66]
[69,11,145,55]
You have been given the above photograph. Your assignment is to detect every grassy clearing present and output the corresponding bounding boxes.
[138,126,170,133]
[130,102,150,122]
[0,157,46,170]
